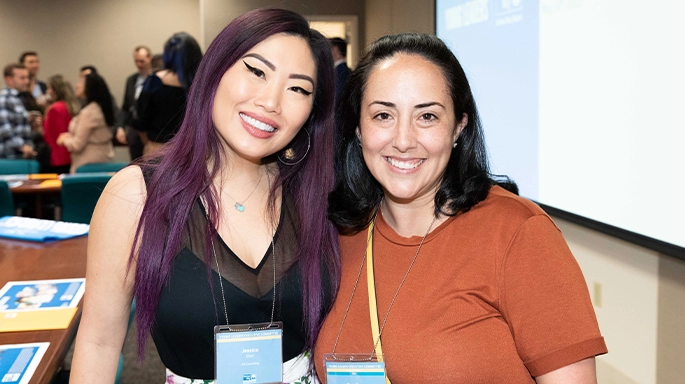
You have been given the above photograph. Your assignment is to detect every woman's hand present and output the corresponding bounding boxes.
[56,132,71,146]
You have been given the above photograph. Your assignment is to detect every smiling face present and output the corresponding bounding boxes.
[211,33,317,165]
[6,68,30,92]
[358,53,467,206]
[22,55,39,77]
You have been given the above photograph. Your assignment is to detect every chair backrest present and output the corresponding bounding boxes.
[60,174,112,224]
[0,180,14,217]
[0,159,40,175]
[76,162,128,173]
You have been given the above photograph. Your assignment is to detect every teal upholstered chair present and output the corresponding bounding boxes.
[0,159,40,175]
[75,162,128,174]
[60,174,112,224]
[0,181,15,217]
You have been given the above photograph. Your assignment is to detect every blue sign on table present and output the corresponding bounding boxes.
[0,216,88,242]
[0,343,49,384]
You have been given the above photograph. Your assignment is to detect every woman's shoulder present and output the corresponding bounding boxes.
[49,100,68,111]
[99,166,147,210]
[154,70,182,88]
[472,185,551,226]
[81,102,102,115]
[80,102,106,122]
[338,226,368,254]
[46,101,68,115]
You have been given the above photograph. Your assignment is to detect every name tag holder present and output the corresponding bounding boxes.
[325,215,435,384]
[214,322,283,384]
[324,354,387,384]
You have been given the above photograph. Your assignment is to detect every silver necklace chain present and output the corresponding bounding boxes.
[331,208,438,359]
[212,171,277,329]
[222,171,264,212]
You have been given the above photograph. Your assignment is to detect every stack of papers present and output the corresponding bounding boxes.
[0,175,28,189]
[0,217,89,242]
[0,279,85,332]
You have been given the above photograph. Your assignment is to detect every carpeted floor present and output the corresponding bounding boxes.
[61,319,167,383]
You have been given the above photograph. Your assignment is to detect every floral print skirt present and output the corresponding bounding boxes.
[164,352,318,384]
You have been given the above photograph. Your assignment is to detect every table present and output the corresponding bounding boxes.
[0,236,87,384]
[7,175,62,219]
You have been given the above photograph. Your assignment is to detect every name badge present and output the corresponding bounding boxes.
[324,354,387,384]
[215,322,283,384]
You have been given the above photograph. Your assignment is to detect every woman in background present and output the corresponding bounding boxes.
[42,75,79,174]
[71,8,339,383]
[315,33,606,383]
[132,32,202,155]
[57,72,114,173]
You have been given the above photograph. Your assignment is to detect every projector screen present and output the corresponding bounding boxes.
[436,0,685,256]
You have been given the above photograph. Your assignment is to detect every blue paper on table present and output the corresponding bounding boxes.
[0,342,49,384]
[0,216,89,242]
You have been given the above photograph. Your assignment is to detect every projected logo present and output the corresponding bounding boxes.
[497,0,524,26]
[242,374,256,383]
[445,0,489,30]
[502,0,522,8]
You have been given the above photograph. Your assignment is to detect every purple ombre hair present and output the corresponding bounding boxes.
[130,8,340,357]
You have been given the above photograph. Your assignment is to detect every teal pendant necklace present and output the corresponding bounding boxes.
[225,171,264,213]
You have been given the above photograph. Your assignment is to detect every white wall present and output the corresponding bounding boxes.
[365,0,435,44]
[558,217,659,383]
[557,216,685,384]
[202,0,365,58]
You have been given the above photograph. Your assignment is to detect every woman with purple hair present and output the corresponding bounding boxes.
[71,8,340,383]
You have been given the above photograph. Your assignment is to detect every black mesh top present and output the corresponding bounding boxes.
[151,197,308,379]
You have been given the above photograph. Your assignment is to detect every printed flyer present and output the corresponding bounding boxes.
[0,342,49,384]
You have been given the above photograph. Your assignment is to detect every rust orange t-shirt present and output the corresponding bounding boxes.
[315,186,607,383]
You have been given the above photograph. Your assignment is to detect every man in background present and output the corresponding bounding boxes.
[19,51,48,109]
[0,64,34,159]
[114,45,152,161]
[329,37,351,104]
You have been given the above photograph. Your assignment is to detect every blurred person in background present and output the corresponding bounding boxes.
[1,63,34,159]
[43,75,80,174]
[151,53,163,72]
[57,72,114,173]
[132,32,202,155]
[19,51,48,109]
[76,65,120,120]
[114,45,152,161]
[328,37,350,105]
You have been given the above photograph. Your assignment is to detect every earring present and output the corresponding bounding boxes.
[278,129,310,166]
[453,141,458,148]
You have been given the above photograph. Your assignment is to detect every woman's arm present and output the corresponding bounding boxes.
[70,166,146,383]
[61,104,99,153]
[536,357,597,384]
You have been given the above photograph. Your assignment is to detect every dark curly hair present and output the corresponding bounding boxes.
[329,33,517,233]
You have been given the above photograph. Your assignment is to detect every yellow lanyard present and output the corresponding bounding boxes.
[366,221,392,384]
